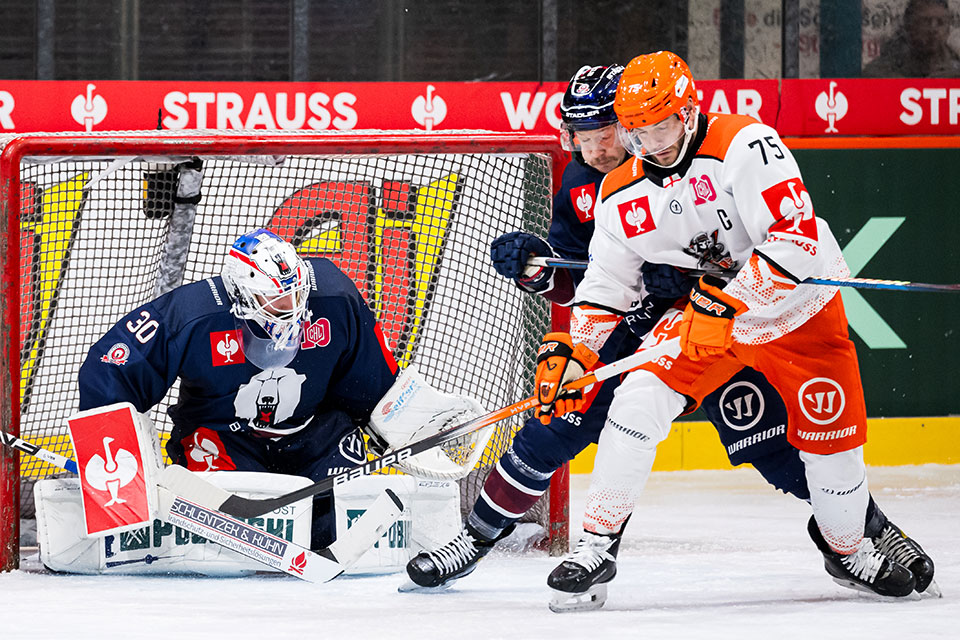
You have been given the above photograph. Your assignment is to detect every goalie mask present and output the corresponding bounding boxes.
[221,229,310,370]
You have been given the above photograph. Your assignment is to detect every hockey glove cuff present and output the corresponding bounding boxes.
[679,275,747,361]
[534,332,599,425]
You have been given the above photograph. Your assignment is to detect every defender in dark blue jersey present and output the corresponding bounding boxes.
[405,64,934,601]
[78,229,398,549]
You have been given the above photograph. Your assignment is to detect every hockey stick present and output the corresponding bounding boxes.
[527,257,960,293]
[0,429,78,474]
[160,337,682,519]
[0,428,403,583]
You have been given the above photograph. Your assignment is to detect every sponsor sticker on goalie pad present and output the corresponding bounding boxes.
[66,403,162,537]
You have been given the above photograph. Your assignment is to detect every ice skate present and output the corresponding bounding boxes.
[868,515,940,597]
[401,523,515,591]
[807,517,916,598]
[547,530,622,613]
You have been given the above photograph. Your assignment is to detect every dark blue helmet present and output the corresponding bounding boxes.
[560,64,624,132]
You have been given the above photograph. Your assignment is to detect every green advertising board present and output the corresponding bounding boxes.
[792,146,960,418]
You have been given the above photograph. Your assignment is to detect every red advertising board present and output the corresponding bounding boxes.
[2,78,956,137]
[778,78,960,136]
[0,80,778,135]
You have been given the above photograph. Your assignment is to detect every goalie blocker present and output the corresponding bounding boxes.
[66,403,164,537]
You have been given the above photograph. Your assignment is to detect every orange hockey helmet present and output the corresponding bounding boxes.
[615,51,698,129]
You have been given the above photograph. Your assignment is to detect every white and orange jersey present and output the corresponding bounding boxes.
[573,112,848,348]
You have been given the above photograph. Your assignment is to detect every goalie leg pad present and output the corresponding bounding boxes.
[334,475,461,575]
[35,471,315,576]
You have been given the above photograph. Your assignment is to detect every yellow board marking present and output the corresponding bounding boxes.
[570,417,960,474]
[374,174,458,368]
[19,173,88,403]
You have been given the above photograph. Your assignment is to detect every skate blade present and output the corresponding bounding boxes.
[397,578,455,593]
[548,583,607,613]
[919,578,943,599]
[830,577,921,600]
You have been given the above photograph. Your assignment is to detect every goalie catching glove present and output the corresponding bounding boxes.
[535,332,599,425]
[679,275,747,361]
[366,364,492,480]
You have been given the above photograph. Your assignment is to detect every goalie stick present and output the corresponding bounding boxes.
[527,257,960,293]
[1,429,403,583]
[159,337,682,519]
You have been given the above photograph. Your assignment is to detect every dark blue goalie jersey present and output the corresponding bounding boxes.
[78,257,398,440]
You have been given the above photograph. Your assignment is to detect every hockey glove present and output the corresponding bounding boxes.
[490,231,554,291]
[641,261,696,300]
[534,332,599,425]
[679,275,747,361]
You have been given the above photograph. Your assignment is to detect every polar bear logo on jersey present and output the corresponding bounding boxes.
[234,367,307,434]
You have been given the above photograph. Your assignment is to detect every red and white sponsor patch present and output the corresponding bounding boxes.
[301,317,331,349]
[181,427,236,472]
[210,330,245,366]
[67,405,151,536]
[569,183,597,223]
[690,175,717,205]
[762,178,818,240]
[618,196,657,238]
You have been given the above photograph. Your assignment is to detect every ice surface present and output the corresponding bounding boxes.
[2,465,957,639]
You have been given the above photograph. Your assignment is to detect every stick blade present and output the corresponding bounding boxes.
[325,488,405,572]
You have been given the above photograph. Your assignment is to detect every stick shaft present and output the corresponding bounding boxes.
[527,257,958,292]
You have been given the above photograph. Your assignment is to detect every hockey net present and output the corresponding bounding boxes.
[0,130,570,571]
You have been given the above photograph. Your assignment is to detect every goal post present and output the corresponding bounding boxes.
[0,130,572,571]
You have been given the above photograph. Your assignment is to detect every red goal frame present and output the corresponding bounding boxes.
[0,130,571,571]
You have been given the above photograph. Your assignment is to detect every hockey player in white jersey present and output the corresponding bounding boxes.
[536,51,930,611]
